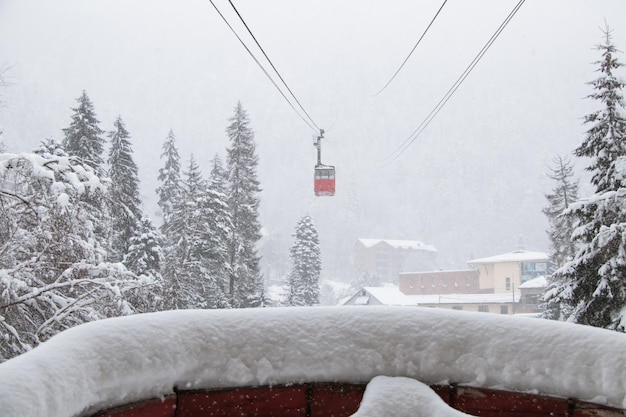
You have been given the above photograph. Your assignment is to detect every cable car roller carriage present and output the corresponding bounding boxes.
[313,129,335,196]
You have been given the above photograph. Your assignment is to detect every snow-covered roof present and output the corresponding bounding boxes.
[358,238,437,252]
[467,250,548,264]
[362,286,412,306]
[407,293,521,305]
[399,269,476,276]
[2,307,626,416]
[519,276,548,289]
[347,286,523,306]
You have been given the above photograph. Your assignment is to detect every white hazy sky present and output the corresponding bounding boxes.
[1,0,626,274]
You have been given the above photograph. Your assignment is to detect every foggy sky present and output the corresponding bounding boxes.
[1,0,626,279]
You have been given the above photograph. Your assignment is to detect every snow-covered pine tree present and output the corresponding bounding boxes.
[124,216,162,279]
[202,154,233,307]
[210,153,229,196]
[542,155,579,269]
[161,155,200,309]
[61,91,109,251]
[107,116,142,262]
[62,91,106,170]
[225,102,264,308]
[123,216,164,312]
[544,26,626,330]
[162,155,230,309]
[33,137,66,157]
[156,131,183,309]
[288,215,321,306]
[157,130,182,235]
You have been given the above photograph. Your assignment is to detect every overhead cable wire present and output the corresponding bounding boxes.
[227,0,321,132]
[383,0,526,165]
[374,0,449,96]
[208,0,319,133]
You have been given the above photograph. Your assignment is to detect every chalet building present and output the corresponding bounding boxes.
[353,238,437,283]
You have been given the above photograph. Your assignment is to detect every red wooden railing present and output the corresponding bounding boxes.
[92,383,626,417]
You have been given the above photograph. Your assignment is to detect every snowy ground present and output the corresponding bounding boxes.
[1,306,626,417]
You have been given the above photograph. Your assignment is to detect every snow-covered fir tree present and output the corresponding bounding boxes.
[0,150,155,361]
[162,156,231,309]
[161,155,200,309]
[62,91,106,170]
[156,130,182,235]
[543,26,626,330]
[123,216,162,279]
[107,116,142,262]
[34,137,66,157]
[288,215,321,306]
[202,154,233,306]
[123,216,164,312]
[542,155,579,269]
[188,156,231,309]
[61,91,109,249]
[225,102,264,308]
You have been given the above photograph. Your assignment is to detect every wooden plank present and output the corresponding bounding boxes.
[88,383,626,417]
[573,400,626,417]
[430,384,453,405]
[309,383,366,417]
[176,385,307,417]
[92,395,177,417]
[454,386,570,417]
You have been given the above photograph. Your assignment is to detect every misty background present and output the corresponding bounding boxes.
[1,0,625,285]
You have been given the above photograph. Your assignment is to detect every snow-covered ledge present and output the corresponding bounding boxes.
[1,306,626,417]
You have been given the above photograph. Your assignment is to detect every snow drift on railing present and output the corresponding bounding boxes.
[1,306,626,417]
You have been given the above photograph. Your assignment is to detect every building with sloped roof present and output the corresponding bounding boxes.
[399,269,482,295]
[345,249,549,315]
[354,238,437,283]
[342,286,412,306]
[341,285,522,314]
[467,250,548,294]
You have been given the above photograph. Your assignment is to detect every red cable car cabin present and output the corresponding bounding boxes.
[314,165,335,196]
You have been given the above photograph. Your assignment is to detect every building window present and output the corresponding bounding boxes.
[524,294,539,304]
[505,277,511,291]
[478,305,489,313]
[452,306,463,311]
[375,248,389,278]
[521,261,548,283]
[500,305,509,314]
